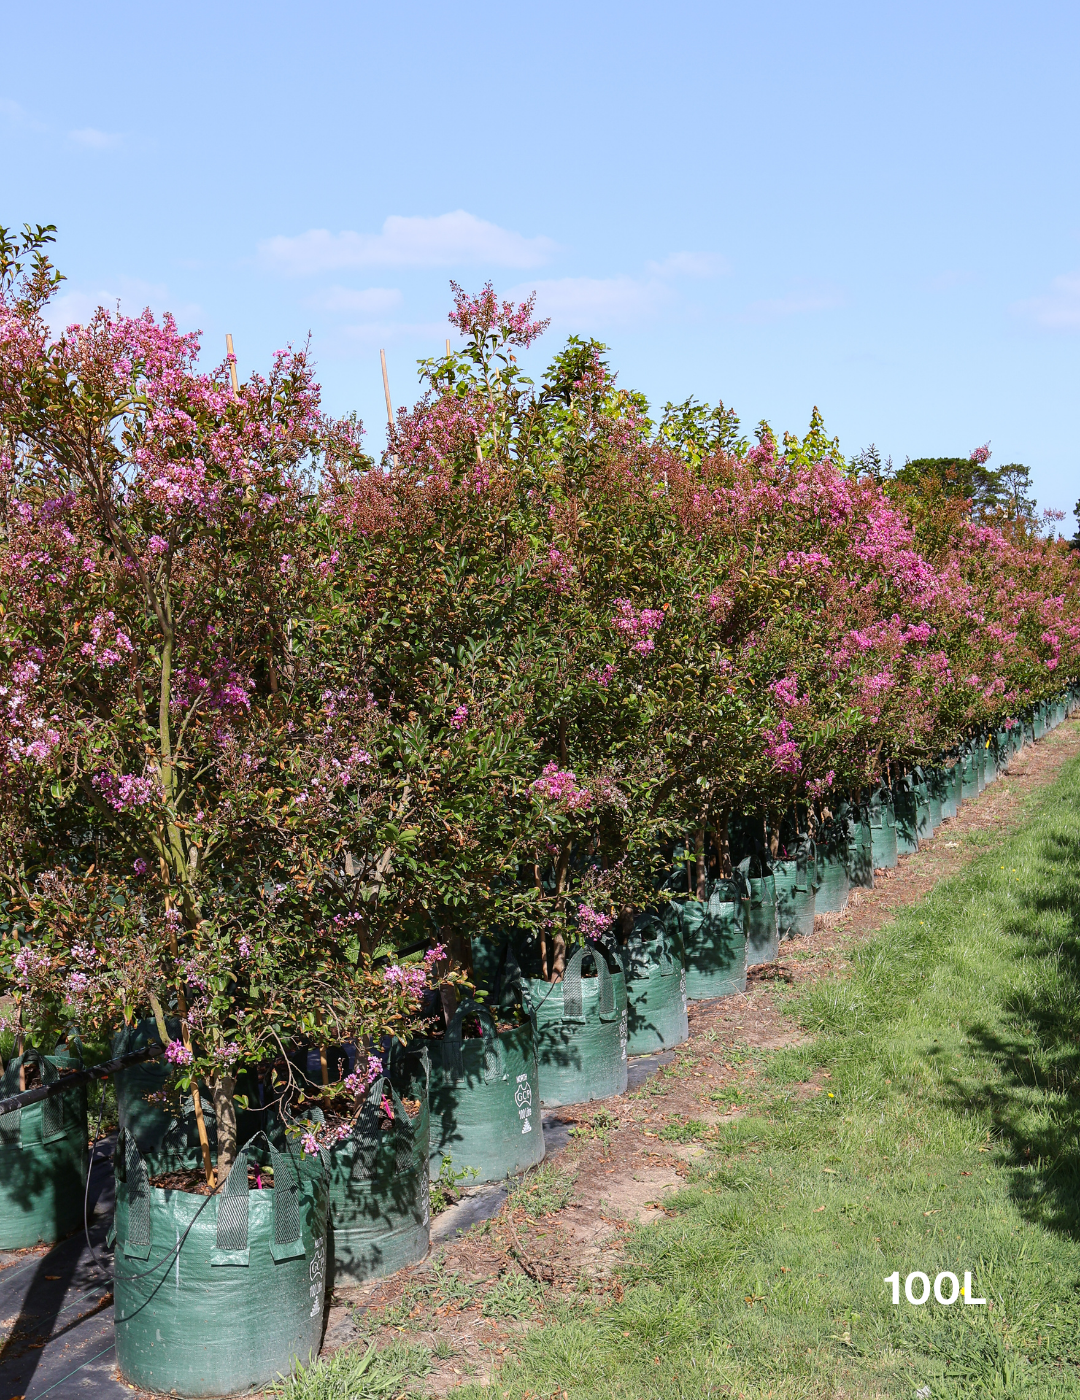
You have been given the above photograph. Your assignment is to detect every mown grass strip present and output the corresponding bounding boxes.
[462,752,1080,1399]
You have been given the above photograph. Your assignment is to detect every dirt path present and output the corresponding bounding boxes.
[331,721,1080,1395]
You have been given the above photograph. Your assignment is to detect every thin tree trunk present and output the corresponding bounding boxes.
[212,1075,237,1182]
[713,815,732,877]
[695,827,707,899]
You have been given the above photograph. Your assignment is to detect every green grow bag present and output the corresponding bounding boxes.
[0,1047,87,1250]
[926,768,945,829]
[620,920,689,1055]
[113,1132,328,1398]
[326,1069,430,1285]
[893,775,919,856]
[743,870,779,966]
[977,740,989,792]
[426,1001,544,1183]
[814,846,850,914]
[868,788,898,870]
[969,744,986,800]
[1033,706,1046,740]
[845,815,874,890]
[675,878,748,995]
[913,769,934,839]
[775,851,817,935]
[524,948,628,1107]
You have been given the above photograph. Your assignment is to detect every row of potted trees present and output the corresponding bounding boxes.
[0,228,1078,1394]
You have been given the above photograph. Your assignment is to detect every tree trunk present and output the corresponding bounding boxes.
[713,815,732,877]
[695,828,707,899]
[439,929,474,1027]
[212,1074,238,1183]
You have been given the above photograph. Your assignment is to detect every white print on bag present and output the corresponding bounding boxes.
[680,969,687,1014]
[885,1271,986,1306]
[515,1072,534,1133]
[309,1236,326,1317]
[619,1010,628,1061]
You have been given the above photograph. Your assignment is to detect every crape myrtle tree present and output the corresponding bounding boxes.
[0,227,459,1184]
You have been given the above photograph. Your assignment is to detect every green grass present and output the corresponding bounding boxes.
[456,751,1080,1399]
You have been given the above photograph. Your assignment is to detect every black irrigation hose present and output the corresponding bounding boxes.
[0,1043,166,1117]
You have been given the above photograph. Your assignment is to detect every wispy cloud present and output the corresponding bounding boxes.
[44,279,201,336]
[0,96,47,132]
[740,285,842,322]
[69,127,122,150]
[647,250,729,278]
[1013,272,1080,329]
[337,321,447,350]
[259,212,557,276]
[510,275,671,330]
[305,285,403,315]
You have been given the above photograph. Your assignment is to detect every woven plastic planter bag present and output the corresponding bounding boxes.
[868,787,898,870]
[0,1047,87,1250]
[960,744,980,803]
[425,1000,544,1183]
[523,947,628,1107]
[326,1068,430,1286]
[739,861,779,965]
[775,840,817,935]
[845,811,874,890]
[813,833,850,915]
[893,775,919,856]
[620,918,689,1055]
[926,768,945,829]
[675,877,748,995]
[112,1133,328,1397]
[912,769,934,840]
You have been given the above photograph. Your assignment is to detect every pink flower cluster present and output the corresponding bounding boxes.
[450,705,469,730]
[80,611,134,669]
[577,904,614,935]
[530,762,592,810]
[92,771,161,812]
[165,1039,193,1066]
[613,599,665,654]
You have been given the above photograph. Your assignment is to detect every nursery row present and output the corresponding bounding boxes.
[0,691,1072,1396]
[0,226,1079,1390]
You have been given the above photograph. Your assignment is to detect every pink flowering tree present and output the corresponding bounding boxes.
[0,228,457,1181]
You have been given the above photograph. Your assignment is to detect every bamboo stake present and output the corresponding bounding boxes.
[225,334,240,400]
[314,1007,329,1089]
[445,338,451,358]
[380,349,393,430]
[162,882,215,1187]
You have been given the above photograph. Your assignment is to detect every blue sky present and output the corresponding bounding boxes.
[4,1,1079,520]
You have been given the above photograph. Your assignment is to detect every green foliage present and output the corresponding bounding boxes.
[273,1340,430,1400]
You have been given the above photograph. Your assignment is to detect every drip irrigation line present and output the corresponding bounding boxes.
[0,1044,166,1117]
[28,1341,115,1400]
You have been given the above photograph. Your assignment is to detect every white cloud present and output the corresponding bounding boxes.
[647,250,729,278]
[259,211,557,276]
[338,320,446,349]
[740,286,842,322]
[1014,273,1080,329]
[69,127,122,150]
[511,275,671,330]
[44,279,201,336]
[0,97,47,131]
[305,285,403,315]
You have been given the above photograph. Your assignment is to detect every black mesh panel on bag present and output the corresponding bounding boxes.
[269,1147,301,1246]
[215,1151,249,1253]
[124,1132,151,1250]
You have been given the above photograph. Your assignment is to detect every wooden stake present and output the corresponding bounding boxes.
[380,349,393,430]
[225,334,240,400]
[445,338,451,358]
[163,886,215,1187]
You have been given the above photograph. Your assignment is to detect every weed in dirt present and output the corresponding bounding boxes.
[429,1154,478,1214]
[480,1271,545,1318]
[570,1108,619,1143]
[452,743,1080,1399]
[657,1117,711,1142]
[274,1340,430,1400]
[507,1162,576,1217]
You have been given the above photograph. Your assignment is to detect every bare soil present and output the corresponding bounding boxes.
[325,722,1080,1395]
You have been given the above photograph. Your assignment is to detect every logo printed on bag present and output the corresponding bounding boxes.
[515,1072,533,1133]
[308,1236,326,1317]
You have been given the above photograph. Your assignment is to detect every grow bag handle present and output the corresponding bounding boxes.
[491,940,525,1008]
[562,946,616,1024]
[349,1075,421,1182]
[212,1138,310,1265]
[443,1001,503,1084]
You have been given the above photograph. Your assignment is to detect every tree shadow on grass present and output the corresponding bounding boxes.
[949,815,1080,1242]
